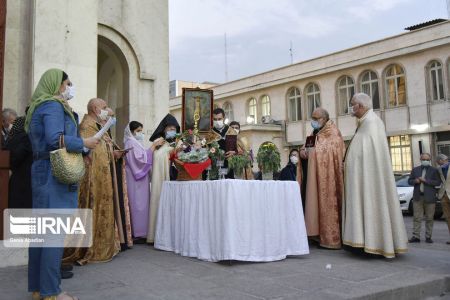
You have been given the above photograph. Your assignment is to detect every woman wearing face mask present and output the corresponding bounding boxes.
[124,121,157,243]
[147,114,180,243]
[25,69,99,300]
[279,149,302,182]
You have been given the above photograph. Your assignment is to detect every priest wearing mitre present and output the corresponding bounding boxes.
[300,108,345,249]
[342,93,408,258]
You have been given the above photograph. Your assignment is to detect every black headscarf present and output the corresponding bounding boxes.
[149,114,180,142]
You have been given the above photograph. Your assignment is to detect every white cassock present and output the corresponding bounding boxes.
[343,109,408,258]
[147,142,173,243]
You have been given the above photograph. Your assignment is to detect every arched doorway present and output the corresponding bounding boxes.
[97,35,130,147]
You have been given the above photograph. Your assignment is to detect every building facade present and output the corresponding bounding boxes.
[3,0,169,146]
[170,21,450,171]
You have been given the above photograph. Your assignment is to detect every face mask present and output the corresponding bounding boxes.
[61,85,75,101]
[135,132,144,141]
[232,128,240,134]
[350,105,356,116]
[213,120,224,129]
[290,156,299,164]
[98,109,109,121]
[421,160,430,167]
[165,130,176,140]
[311,120,321,130]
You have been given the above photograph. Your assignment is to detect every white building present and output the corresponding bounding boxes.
[170,20,450,171]
[3,0,169,146]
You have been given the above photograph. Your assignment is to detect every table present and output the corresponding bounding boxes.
[154,179,309,262]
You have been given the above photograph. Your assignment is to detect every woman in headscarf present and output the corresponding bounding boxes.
[124,121,156,243]
[26,69,99,300]
[146,114,179,243]
[279,149,304,212]
[6,115,33,209]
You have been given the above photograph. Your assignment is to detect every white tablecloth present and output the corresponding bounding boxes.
[154,180,309,262]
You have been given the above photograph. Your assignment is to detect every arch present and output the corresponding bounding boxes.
[247,97,257,124]
[286,86,302,121]
[383,63,407,108]
[304,82,321,119]
[336,75,355,115]
[426,59,445,101]
[260,94,271,118]
[358,70,380,109]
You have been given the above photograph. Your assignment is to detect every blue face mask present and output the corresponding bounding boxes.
[311,120,321,130]
[165,130,177,139]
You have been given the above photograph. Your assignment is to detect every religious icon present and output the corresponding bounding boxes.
[182,88,213,133]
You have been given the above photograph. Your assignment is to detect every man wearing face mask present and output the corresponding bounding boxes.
[299,108,345,249]
[147,114,180,243]
[1,108,17,147]
[212,108,237,178]
[343,93,408,258]
[64,98,133,266]
[408,153,441,243]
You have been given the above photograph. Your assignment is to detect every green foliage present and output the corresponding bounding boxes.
[228,153,251,175]
[256,142,281,173]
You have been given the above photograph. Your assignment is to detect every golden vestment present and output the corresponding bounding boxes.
[304,120,345,249]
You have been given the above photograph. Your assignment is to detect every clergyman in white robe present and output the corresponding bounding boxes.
[342,93,408,258]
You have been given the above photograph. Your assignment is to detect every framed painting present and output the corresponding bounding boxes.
[182,88,213,133]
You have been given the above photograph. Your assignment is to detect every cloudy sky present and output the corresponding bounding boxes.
[169,0,448,83]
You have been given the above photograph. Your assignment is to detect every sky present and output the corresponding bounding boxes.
[169,0,449,84]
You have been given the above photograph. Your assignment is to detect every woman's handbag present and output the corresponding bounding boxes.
[50,135,85,184]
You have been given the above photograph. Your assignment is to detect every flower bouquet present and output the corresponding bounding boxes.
[256,142,281,180]
[173,129,211,180]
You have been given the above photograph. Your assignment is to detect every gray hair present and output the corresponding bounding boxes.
[2,108,17,119]
[352,93,372,109]
[437,153,448,161]
[313,107,329,121]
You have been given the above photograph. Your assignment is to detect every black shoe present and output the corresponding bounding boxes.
[426,238,433,243]
[61,270,74,279]
[409,237,420,243]
[61,264,73,272]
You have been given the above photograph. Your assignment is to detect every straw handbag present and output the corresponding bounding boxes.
[50,135,85,184]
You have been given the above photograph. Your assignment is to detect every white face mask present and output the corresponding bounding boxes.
[61,85,75,101]
[350,105,356,116]
[290,156,299,165]
[213,120,224,129]
[98,109,109,121]
[232,128,240,134]
[135,132,144,141]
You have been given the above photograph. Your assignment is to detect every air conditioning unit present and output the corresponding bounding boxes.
[261,115,271,124]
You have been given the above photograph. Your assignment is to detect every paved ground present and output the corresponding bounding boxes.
[1,216,449,300]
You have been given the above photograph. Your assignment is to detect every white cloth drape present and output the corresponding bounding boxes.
[154,180,309,262]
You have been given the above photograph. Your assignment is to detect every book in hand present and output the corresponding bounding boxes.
[225,135,238,153]
[305,135,316,148]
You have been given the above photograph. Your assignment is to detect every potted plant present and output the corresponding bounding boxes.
[256,142,281,180]
[228,153,251,179]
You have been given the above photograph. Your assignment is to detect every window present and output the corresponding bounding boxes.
[287,87,302,121]
[337,76,355,115]
[247,98,257,124]
[306,83,320,118]
[260,95,271,117]
[428,60,445,101]
[385,64,406,107]
[222,102,233,122]
[360,70,380,109]
[389,135,412,172]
